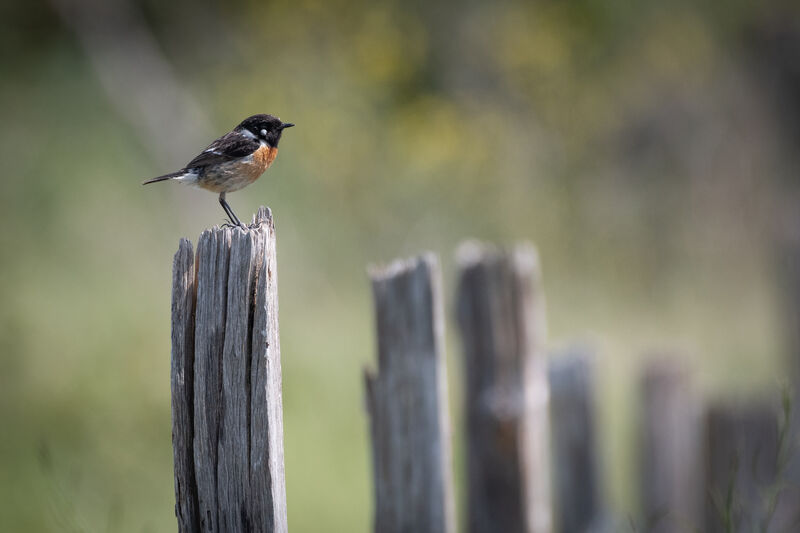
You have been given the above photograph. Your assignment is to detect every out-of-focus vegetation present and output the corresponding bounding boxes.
[1,0,799,531]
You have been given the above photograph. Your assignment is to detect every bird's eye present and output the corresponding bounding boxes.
[260,129,267,137]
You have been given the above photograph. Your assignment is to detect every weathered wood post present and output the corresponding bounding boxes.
[778,218,800,385]
[171,207,287,533]
[456,242,552,533]
[638,359,701,533]
[548,348,603,533]
[704,402,782,533]
[776,208,800,529]
[363,254,456,533]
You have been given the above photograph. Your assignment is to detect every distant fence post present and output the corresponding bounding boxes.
[778,218,800,384]
[639,359,702,533]
[456,242,552,533]
[704,403,783,533]
[777,206,800,529]
[548,348,603,533]
[171,207,287,533]
[364,254,456,533]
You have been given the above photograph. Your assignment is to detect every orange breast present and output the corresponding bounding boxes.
[253,145,278,171]
[195,145,279,193]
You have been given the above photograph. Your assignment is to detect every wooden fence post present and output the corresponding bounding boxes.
[777,218,800,385]
[548,348,603,533]
[171,207,287,533]
[704,402,784,533]
[639,359,702,533]
[456,242,552,533]
[363,253,456,533]
[172,238,199,532]
[777,208,800,529]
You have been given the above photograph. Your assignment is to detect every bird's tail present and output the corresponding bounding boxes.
[142,171,183,185]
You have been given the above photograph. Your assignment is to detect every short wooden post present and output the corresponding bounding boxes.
[777,219,800,384]
[704,403,781,533]
[777,208,800,528]
[456,242,552,533]
[548,348,603,533]
[172,238,199,532]
[171,207,287,533]
[364,254,456,533]
[639,359,702,533]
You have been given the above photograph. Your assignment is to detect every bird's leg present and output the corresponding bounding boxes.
[218,194,237,226]
[219,192,245,229]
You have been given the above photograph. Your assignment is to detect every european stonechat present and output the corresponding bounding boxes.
[143,114,294,228]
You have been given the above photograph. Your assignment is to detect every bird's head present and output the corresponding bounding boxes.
[236,114,295,147]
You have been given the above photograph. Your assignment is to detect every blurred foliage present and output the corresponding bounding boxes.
[1,0,799,531]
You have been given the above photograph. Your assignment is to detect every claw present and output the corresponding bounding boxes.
[220,220,249,230]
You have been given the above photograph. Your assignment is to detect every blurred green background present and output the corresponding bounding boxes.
[2,0,800,531]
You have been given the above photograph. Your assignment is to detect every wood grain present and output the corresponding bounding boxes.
[171,207,286,533]
[364,254,456,533]
[704,402,782,533]
[548,349,603,533]
[639,359,701,533]
[172,238,200,533]
[455,242,552,533]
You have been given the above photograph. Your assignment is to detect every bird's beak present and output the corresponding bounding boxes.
[280,122,295,129]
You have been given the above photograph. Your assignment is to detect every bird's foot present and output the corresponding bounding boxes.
[221,219,248,230]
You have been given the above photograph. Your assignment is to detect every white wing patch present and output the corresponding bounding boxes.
[173,171,199,185]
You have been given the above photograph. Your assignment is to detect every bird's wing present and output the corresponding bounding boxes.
[183,131,261,169]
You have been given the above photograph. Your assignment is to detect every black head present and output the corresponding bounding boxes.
[235,114,295,147]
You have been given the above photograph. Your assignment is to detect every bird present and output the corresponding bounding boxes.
[143,114,294,228]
